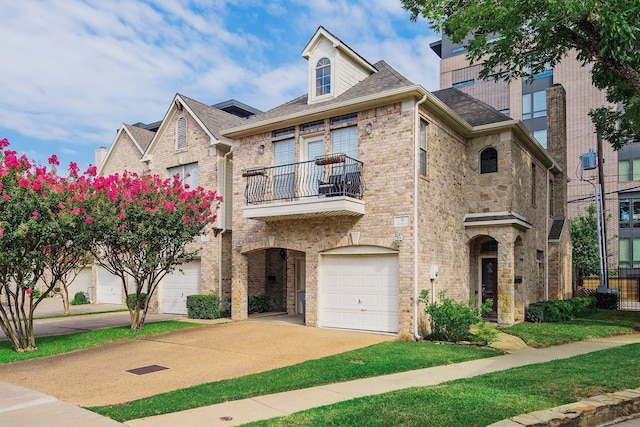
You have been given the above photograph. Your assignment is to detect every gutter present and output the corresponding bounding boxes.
[414,93,428,340]
[218,148,233,298]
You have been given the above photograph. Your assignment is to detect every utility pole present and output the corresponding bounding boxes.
[579,148,609,291]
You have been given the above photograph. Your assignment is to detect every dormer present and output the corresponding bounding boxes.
[302,26,377,105]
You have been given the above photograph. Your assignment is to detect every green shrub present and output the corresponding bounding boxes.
[419,290,492,343]
[187,294,222,319]
[70,291,89,306]
[248,294,270,314]
[594,292,619,310]
[127,293,146,310]
[525,297,597,322]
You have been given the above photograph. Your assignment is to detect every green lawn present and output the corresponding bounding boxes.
[0,321,203,363]
[88,341,499,422]
[247,342,640,426]
[500,309,640,347]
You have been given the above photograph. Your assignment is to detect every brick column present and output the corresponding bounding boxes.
[497,230,515,325]
[231,251,248,321]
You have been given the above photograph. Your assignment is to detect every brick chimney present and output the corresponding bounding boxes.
[546,84,568,216]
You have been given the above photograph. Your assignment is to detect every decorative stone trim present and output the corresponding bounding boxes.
[487,388,640,426]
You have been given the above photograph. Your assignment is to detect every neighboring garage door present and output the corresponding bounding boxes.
[96,267,123,304]
[321,253,399,333]
[161,261,201,315]
[65,266,92,298]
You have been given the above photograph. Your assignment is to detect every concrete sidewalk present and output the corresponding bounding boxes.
[124,334,640,427]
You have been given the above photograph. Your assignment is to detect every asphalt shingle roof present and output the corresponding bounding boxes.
[123,124,154,153]
[431,88,512,127]
[178,94,246,139]
[239,60,414,126]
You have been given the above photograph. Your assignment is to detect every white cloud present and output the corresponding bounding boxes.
[0,0,443,168]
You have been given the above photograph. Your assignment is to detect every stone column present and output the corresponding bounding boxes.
[497,230,515,325]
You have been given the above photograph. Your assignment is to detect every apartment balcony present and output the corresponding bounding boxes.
[242,154,365,221]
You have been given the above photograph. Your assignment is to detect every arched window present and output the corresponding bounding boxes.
[176,116,187,149]
[315,58,331,96]
[480,147,498,174]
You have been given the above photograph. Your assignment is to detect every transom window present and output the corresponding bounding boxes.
[176,116,187,149]
[480,147,498,174]
[315,57,331,96]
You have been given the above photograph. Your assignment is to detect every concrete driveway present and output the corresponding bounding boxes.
[0,299,394,408]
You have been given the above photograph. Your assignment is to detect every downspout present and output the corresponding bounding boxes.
[545,164,553,301]
[219,148,233,298]
[414,93,428,340]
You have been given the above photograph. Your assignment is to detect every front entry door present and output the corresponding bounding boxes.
[482,258,498,314]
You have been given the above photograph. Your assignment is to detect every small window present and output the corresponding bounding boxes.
[480,147,498,174]
[533,129,547,149]
[452,79,475,88]
[315,57,331,96]
[331,113,357,126]
[522,91,547,120]
[419,119,428,175]
[301,120,324,133]
[176,116,187,149]
[272,127,295,138]
[531,163,537,206]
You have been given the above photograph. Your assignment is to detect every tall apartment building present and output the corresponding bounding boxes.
[431,35,640,272]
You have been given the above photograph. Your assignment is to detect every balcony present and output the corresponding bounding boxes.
[242,154,365,221]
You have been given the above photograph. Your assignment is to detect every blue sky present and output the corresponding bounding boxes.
[0,1,441,171]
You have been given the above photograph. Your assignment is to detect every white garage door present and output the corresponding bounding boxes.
[96,267,123,304]
[161,261,201,315]
[65,267,92,298]
[321,254,399,333]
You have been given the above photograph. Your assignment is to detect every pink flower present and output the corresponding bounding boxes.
[119,213,125,220]
[19,178,29,188]
[32,180,42,191]
[85,216,93,224]
[3,194,9,201]
[25,288,32,295]
[164,201,175,212]
[48,154,60,166]
[32,211,39,217]
[73,207,82,215]
[0,226,3,237]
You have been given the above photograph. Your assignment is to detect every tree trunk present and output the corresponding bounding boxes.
[60,285,70,316]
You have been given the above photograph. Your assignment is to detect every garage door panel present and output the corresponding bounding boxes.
[97,267,123,304]
[161,261,201,315]
[321,254,399,334]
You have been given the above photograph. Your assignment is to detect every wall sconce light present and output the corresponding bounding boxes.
[395,233,403,248]
[365,123,372,135]
[235,241,243,251]
[258,144,265,155]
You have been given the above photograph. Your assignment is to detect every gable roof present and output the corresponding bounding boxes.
[431,88,511,127]
[123,123,154,153]
[302,26,377,74]
[178,94,246,140]
[222,60,415,137]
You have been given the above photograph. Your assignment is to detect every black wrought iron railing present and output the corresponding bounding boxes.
[242,154,365,204]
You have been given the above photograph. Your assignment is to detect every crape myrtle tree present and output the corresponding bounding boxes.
[401,0,640,149]
[85,171,221,330]
[0,139,94,352]
[569,204,600,286]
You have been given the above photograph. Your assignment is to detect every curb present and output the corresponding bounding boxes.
[488,388,640,426]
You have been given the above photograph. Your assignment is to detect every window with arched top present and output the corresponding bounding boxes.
[480,147,498,174]
[176,116,187,149]
[315,57,331,96]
